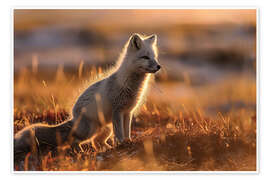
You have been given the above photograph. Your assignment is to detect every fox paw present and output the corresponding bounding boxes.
[113,138,132,148]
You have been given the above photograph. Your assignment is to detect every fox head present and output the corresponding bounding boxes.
[124,33,161,74]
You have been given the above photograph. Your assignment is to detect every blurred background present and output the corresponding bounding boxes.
[14,9,256,115]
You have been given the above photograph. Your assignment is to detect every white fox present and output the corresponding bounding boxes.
[14,33,161,164]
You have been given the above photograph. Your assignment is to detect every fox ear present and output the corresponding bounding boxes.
[130,34,143,50]
[146,34,157,45]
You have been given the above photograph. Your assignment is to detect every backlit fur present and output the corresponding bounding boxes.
[14,33,161,168]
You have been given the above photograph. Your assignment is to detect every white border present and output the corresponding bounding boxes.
[256,7,260,174]
[11,7,258,175]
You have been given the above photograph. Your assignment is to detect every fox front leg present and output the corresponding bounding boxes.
[112,110,125,144]
[123,113,132,141]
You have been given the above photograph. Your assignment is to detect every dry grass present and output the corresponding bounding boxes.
[13,63,256,171]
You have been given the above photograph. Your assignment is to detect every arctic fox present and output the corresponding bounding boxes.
[14,33,161,164]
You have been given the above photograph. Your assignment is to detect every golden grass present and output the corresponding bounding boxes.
[13,63,256,171]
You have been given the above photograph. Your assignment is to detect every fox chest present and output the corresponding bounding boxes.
[112,88,139,111]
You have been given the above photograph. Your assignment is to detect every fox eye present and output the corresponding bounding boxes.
[141,56,150,60]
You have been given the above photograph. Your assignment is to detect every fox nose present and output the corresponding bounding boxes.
[157,65,161,70]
